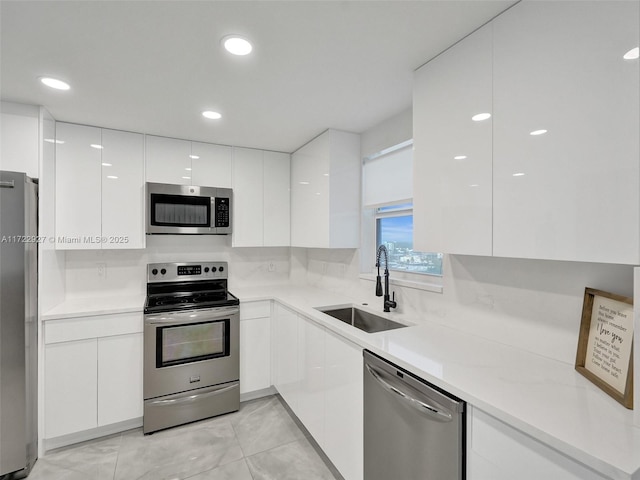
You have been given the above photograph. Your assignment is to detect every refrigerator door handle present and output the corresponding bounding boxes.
[0,180,15,188]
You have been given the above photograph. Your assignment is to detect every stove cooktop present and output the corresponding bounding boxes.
[144,261,239,314]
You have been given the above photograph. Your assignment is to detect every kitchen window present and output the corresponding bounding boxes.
[361,141,443,291]
[375,203,443,276]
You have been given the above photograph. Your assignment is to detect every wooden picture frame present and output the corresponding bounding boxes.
[575,288,634,409]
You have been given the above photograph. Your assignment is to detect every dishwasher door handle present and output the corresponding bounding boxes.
[365,363,453,423]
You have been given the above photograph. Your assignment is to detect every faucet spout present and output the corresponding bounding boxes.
[375,245,397,313]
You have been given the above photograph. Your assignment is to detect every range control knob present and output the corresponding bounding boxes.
[219,266,224,272]
[151,268,158,276]
[211,266,217,273]
[204,267,210,273]
[160,268,167,275]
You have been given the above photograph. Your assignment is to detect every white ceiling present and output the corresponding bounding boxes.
[1,0,515,153]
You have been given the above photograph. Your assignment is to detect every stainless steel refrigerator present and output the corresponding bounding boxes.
[0,171,38,478]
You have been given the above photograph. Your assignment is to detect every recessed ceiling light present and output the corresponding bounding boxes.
[623,47,639,60]
[39,77,70,90]
[469,184,479,187]
[182,176,191,180]
[299,181,310,185]
[222,35,252,56]
[102,163,112,167]
[90,144,103,149]
[202,111,222,120]
[454,155,467,160]
[472,113,491,122]
[106,175,118,179]
[513,172,525,177]
[188,155,199,160]
[185,167,192,171]
[44,138,65,144]
[530,129,547,136]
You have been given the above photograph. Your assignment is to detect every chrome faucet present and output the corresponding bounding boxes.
[375,245,397,313]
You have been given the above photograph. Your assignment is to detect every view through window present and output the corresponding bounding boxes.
[375,204,443,276]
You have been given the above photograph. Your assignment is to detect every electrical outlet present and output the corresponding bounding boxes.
[97,263,107,279]
[268,261,276,272]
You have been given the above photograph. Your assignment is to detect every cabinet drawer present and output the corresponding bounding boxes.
[45,312,143,344]
[240,300,271,320]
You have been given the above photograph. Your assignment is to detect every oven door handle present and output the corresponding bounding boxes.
[145,306,239,326]
[147,383,239,407]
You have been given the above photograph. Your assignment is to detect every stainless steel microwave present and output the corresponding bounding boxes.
[146,182,232,235]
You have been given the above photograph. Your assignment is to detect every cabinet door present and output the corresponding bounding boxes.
[97,333,143,426]
[240,315,271,394]
[191,142,232,188]
[101,129,145,249]
[492,1,640,263]
[145,135,192,185]
[263,151,291,246]
[297,318,325,447]
[45,339,97,438]
[55,123,102,249]
[468,407,609,480]
[324,330,363,480]
[413,24,493,255]
[232,147,264,247]
[271,304,300,411]
[291,133,330,247]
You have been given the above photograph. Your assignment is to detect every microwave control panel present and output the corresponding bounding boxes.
[214,197,230,228]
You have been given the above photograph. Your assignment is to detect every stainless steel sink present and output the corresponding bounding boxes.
[316,305,407,333]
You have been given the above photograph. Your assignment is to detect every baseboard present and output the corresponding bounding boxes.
[43,417,142,452]
[240,386,276,402]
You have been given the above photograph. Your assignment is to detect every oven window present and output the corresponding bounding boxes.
[157,319,229,368]
[151,193,210,227]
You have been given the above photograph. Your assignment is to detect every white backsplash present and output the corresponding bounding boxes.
[64,235,291,300]
[298,248,635,366]
[62,237,634,366]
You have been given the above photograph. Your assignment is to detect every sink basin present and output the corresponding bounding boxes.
[316,305,407,333]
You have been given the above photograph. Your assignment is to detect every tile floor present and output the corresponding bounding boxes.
[28,395,342,480]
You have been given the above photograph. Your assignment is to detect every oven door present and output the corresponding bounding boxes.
[144,306,239,399]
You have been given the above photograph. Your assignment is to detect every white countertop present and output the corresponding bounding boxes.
[41,285,640,479]
[41,294,146,320]
[234,285,640,480]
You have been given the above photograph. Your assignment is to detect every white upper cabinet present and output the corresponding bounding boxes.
[492,1,640,264]
[146,135,233,188]
[413,24,493,256]
[291,129,360,248]
[55,123,145,250]
[190,141,232,188]
[145,135,191,185]
[232,147,264,247]
[263,151,291,246]
[101,128,145,249]
[55,122,102,247]
[232,147,291,247]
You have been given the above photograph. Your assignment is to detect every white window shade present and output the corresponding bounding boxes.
[363,144,412,207]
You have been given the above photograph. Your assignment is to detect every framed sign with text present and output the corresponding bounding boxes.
[575,288,634,409]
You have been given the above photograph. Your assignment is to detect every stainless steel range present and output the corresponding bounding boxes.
[143,261,240,434]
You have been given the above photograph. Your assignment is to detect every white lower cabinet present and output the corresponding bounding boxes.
[271,303,301,410]
[323,329,363,480]
[239,301,272,395]
[272,303,363,480]
[297,317,326,446]
[45,339,98,438]
[97,334,143,426]
[467,406,608,480]
[44,313,143,443]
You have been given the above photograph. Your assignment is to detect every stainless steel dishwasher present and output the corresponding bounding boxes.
[364,350,465,480]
